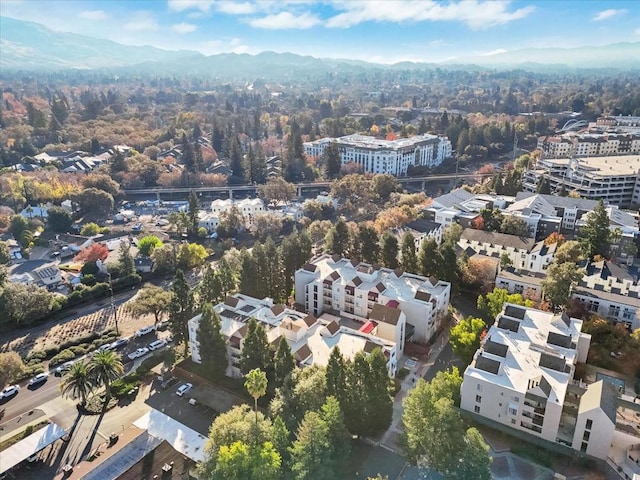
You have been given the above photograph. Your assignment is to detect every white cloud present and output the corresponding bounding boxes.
[216,2,257,15]
[167,0,215,12]
[171,22,197,33]
[592,9,626,21]
[482,48,507,56]
[326,0,535,30]
[123,12,159,32]
[249,11,321,29]
[78,10,110,21]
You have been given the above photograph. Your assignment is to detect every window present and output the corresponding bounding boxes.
[475,395,482,403]
[511,395,520,403]
[511,418,516,424]
[583,431,590,441]
[477,384,483,392]
[580,442,588,453]
[585,419,593,430]
[474,405,480,413]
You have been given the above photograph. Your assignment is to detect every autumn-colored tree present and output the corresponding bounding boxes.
[544,232,565,246]
[373,205,417,235]
[74,243,109,263]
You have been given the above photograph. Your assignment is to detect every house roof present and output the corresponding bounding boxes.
[578,380,617,425]
[460,228,535,251]
[404,219,442,234]
[303,314,317,327]
[369,303,401,326]
[302,263,317,272]
[432,188,474,209]
[324,321,340,336]
[515,192,599,211]
[271,304,286,316]
[224,296,239,308]
[294,343,312,362]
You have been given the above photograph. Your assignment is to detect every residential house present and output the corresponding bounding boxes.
[458,229,543,271]
[9,260,63,291]
[395,219,443,249]
[134,257,154,273]
[294,254,451,344]
[211,198,265,221]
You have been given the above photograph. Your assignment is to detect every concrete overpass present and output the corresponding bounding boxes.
[122,172,493,201]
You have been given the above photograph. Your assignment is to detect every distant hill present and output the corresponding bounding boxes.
[443,43,640,69]
[1,16,638,75]
[0,16,202,70]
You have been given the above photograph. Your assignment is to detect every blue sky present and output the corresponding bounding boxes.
[1,0,638,63]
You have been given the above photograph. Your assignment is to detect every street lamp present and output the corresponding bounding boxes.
[107,272,120,335]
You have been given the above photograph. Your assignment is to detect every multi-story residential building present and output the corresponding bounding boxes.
[395,219,443,249]
[522,156,640,208]
[210,198,265,221]
[294,255,451,344]
[538,132,640,158]
[198,212,220,233]
[457,229,557,272]
[188,294,401,378]
[597,115,640,128]
[303,134,452,176]
[461,304,619,460]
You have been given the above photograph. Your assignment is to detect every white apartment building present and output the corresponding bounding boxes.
[198,212,220,233]
[458,229,557,273]
[522,156,640,208]
[303,134,452,176]
[538,132,640,158]
[188,294,401,378]
[461,305,619,460]
[294,254,451,344]
[210,198,264,220]
[395,219,443,249]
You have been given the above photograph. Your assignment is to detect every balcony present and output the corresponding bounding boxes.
[520,420,543,434]
[345,297,354,304]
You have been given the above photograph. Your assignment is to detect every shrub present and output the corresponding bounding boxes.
[25,351,47,363]
[44,346,61,358]
[49,348,76,366]
[111,374,142,399]
[396,367,410,380]
[70,345,88,356]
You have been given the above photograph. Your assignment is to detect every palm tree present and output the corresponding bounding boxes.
[88,351,124,402]
[244,368,267,429]
[60,362,93,406]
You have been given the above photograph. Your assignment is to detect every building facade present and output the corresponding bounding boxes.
[460,304,620,460]
[303,134,452,176]
[522,156,640,208]
[294,254,451,344]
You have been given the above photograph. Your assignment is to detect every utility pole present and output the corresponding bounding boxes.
[108,272,119,335]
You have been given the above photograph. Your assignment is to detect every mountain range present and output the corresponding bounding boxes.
[1,16,639,76]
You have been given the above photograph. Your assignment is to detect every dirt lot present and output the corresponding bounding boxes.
[0,292,161,358]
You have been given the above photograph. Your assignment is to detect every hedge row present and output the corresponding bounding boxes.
[25,328,117,364]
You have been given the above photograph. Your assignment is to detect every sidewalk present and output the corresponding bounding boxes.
[0,409,47,443]
[380,330,451,453]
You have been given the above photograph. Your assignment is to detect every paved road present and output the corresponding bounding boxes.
[0,332,168,430]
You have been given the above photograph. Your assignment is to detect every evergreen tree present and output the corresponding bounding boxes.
[217,257,237,297]
[400,232,418,273]
[194,141,204,173]
[438,243,459,293]
[326,218,350,257]
[230,135,245,181]
[187,190,199,239]
[118,242,135,276]
[110,150,126,174]
[380,232,399,269]
[168,269,195,356]
[199,263,223,306]
[182,133,195,173]
[536,176,551,194]
[364,349,393,435]
[240,317,272,374]
[274,337,295,389]
[319,396,351,474]
[356,224,380,264]
[239,250,259,297]
[264,237,284,302]
[579,199,611,259]
[192,123,202,140]
[290,411,333,480]
[324,143,342,179]
[212,121,224,153]
[419,239,442,277]
[325,347,347,405]
[197,303,228,380]
[251,242,270,300]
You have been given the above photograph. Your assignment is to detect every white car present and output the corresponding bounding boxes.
[94,343,114,355]
[0,385,20,399]
[148,339,167,351]
[135,325,155,338]
[176,383,193,397]
[127,347,150,360]
[28,373,49,386]
[55,361,75,375]
[110,338,129,350]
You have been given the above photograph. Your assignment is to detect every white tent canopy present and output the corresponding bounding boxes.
[0,422,66,474]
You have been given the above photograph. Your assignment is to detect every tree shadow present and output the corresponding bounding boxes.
[80,402,108,460]
[49,409,83,468]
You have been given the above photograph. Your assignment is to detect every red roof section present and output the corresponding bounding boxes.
[359,320,377,334]
[386,300,400,308]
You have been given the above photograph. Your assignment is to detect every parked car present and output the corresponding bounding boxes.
[94,343,114,355]
[156,320,169,331]
[148,339,167,351]
[127,348,150,360]
[49,251,60,258]
[134,325,155,338]
[176,383,193,397]
[110,338,129,350]
[160,376,179,390]
[55,361,75,375]
[28,373,49,386]
[0,385,20,399]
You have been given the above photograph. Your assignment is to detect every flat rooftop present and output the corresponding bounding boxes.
[542,155,640,176]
